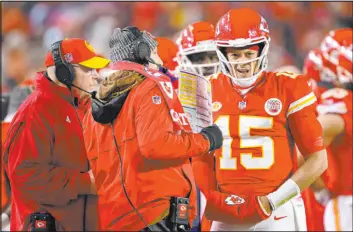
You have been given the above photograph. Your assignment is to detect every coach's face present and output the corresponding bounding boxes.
[73,64,99,93]
[149,47,163,70]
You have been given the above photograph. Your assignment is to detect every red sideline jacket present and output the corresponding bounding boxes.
[83,62,210,231]
[2,72,97,231]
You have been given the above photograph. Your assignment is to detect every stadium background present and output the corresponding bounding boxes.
[2,1,352,94]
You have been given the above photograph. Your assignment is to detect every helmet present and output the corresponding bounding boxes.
[320,28,352,86]
[303,49,323,82]
[303,49,338,83]
[155,37,178,71]
[320,28,352,66]
[215,8,270,88]
[176,21,220,77]
[337,44,353,86]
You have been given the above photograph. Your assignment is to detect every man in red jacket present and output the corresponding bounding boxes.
[83,26,224,231]
[2,38,110,231]
[83,26,271,231]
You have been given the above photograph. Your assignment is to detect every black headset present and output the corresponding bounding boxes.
[122,26,152,65]
[51,40,76,88]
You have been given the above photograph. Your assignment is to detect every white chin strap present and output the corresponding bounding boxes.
[230,70,264,88]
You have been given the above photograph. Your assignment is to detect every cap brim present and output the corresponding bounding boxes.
[79,56,110,69]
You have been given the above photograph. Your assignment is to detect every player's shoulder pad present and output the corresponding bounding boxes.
[273,71,310,89]
[273,71,305,81]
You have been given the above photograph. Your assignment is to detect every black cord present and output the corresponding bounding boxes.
[69,90,83,129]
[69,90,88,231]
[69,87,151,231]
[109,122,152,232]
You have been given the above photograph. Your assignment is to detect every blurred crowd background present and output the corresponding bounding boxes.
[2,1,352,94]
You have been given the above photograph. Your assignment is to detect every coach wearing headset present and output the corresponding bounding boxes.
[2,38,110,231]
[82,26,223,231]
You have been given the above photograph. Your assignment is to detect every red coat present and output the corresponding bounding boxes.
[2,72,97,231]
[83,62,210,231]
[1,122,10,211]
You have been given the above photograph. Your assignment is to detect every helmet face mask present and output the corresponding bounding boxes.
[176,22,221,78]
[214,9,271,88]
[216,38,270,87]
[177,42,220,77]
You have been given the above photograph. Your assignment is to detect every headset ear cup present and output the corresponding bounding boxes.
[67,63,75,85]
[51,40,75,87]
[55,63,75,86]
[131,41,140,63]
[55,64,66,84]
[135,41,151,65]
[138,42,151,61]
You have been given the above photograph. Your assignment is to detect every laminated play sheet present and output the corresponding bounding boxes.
[178,70,213,132]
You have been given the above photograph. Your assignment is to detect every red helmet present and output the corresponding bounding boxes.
[303,49,322,82]
[337,43,353,85]
[176,21,220,77]
[320,28,352,85]
[303,49,338,83]
[320,28,352,65]
[215,8,270,87]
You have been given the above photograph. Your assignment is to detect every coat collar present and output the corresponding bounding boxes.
[35,72,80,105]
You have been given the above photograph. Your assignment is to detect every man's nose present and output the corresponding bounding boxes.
[204,56,214,64]
[91,71,99,80]
[237,53,248,62]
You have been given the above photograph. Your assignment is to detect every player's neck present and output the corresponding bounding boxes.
[229,73,265,96]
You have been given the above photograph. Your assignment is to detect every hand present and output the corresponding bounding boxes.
[258,196,272,216]
[88,170,97,195]
[200,124,223,151]
[205,194,271,224]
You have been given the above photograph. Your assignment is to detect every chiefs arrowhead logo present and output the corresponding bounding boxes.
[225,194,245,206]
[35,220,46,228]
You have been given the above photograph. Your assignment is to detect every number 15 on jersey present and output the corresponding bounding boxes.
[215,115,275,170]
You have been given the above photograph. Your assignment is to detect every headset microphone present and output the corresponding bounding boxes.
[70,84,105,104]
[145,57,168,74]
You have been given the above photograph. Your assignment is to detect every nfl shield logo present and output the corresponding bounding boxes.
[152,95,161,104]
[238,101,246,110]
[64,53,73,63]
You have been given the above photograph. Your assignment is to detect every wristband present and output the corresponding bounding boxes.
[266,179,300,211]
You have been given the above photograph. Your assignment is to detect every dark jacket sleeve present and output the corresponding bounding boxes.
[135,86,210,160]
[4,114,91,206]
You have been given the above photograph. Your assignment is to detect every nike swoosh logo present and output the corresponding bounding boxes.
[274,216,287,221]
